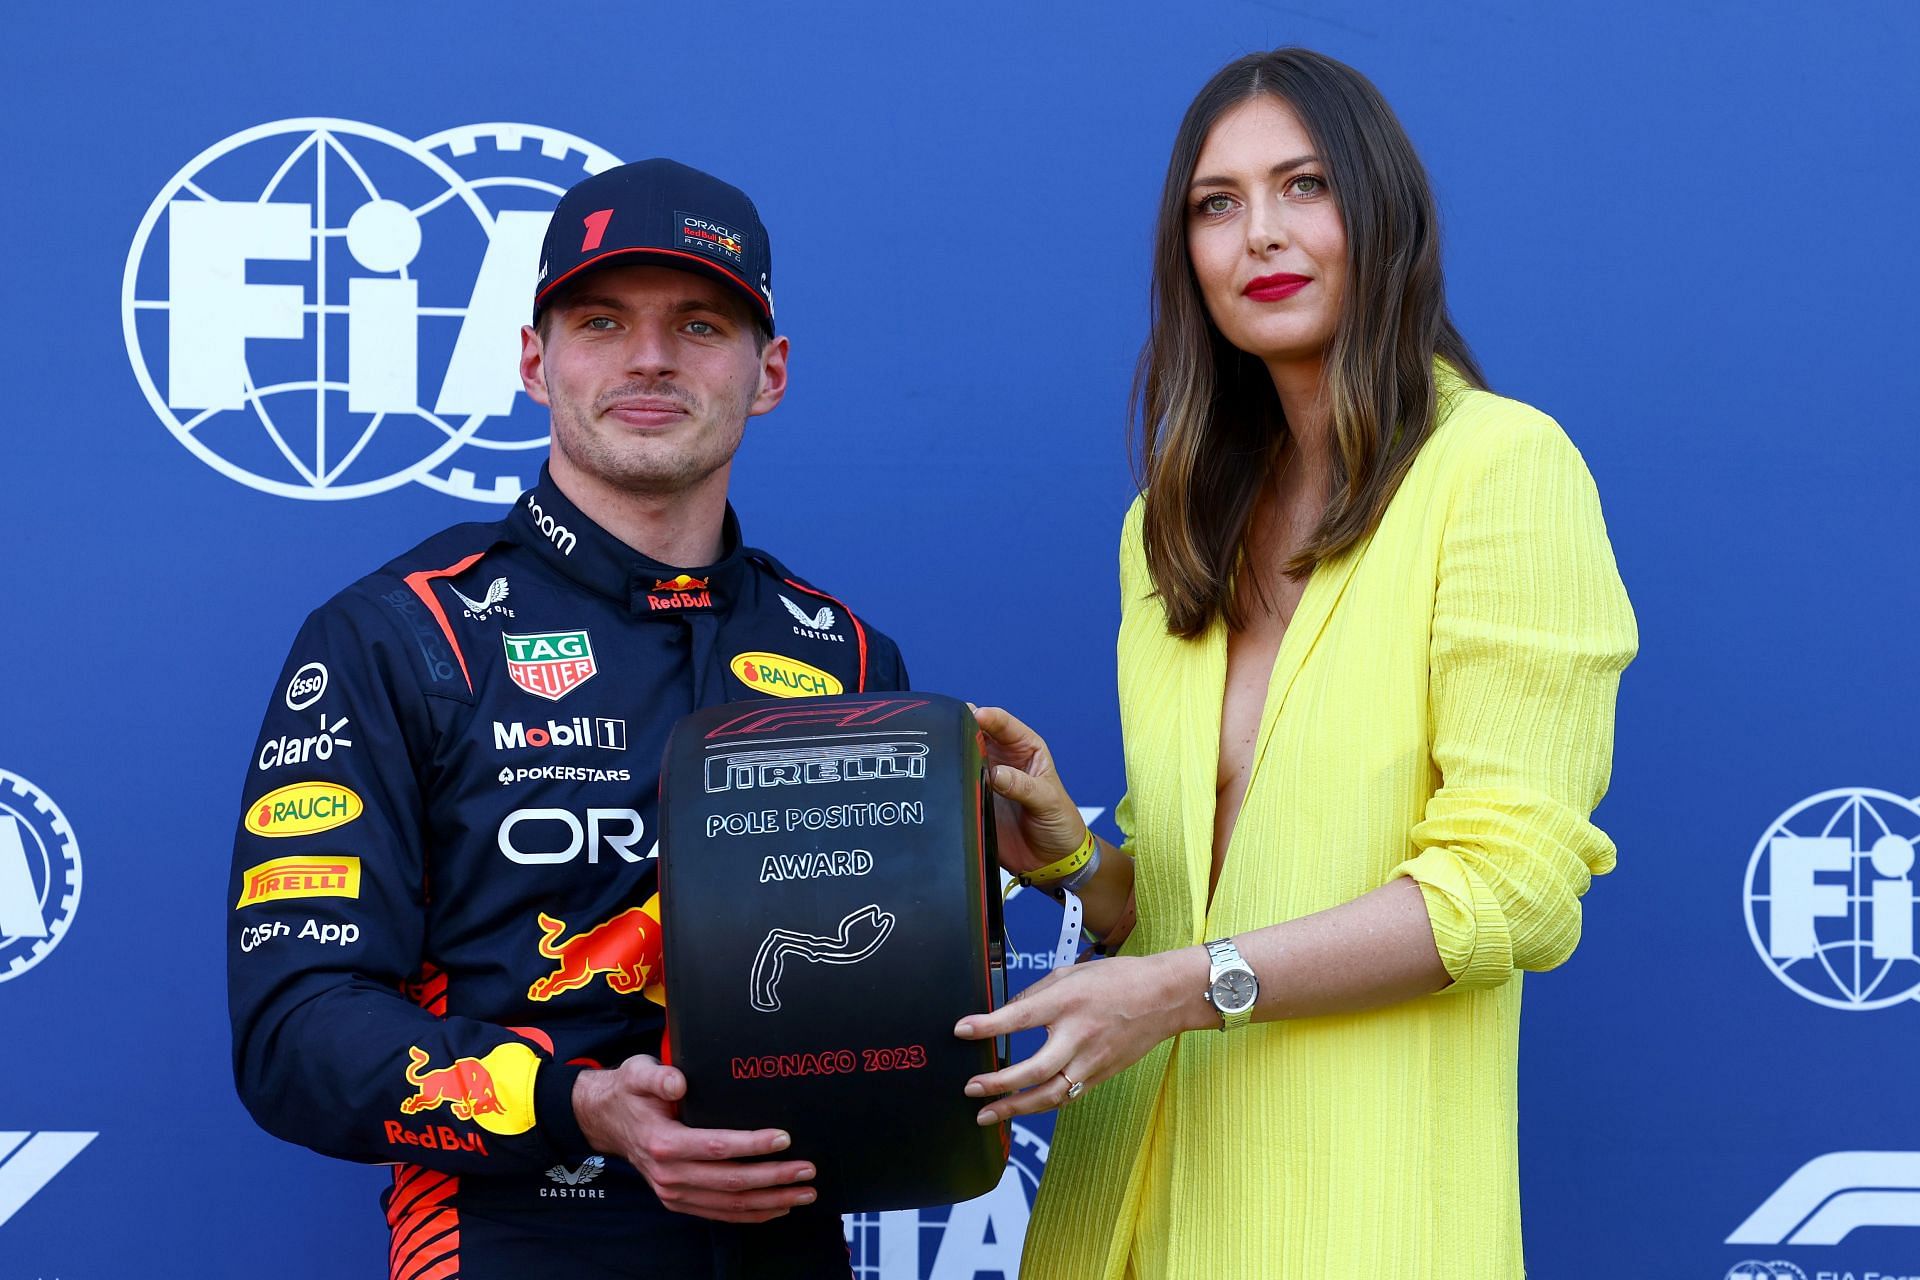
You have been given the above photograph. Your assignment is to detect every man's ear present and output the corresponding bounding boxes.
[519,325,550,406]
[748,334,790,418]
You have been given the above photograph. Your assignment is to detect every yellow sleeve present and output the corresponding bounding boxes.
[1389,415,1638,989]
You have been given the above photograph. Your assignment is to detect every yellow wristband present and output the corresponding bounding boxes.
[1016,828,1096,889]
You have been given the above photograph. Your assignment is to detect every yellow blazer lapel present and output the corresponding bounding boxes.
[1177,621,1226,945]
[1239,532,1377,819]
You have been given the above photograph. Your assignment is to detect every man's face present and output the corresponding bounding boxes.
[519,263,787,498]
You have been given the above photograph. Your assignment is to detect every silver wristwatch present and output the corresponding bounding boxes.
[1203,937,1258,1031]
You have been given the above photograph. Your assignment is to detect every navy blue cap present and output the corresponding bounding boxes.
[533,159,775,333]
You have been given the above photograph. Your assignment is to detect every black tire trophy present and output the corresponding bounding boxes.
[659,693,1010,1210]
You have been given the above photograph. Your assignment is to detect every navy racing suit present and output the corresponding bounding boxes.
[227,468,907,1279]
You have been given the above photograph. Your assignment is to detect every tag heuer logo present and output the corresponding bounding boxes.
[502,630,597,701]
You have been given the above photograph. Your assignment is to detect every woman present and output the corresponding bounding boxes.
[953,47,1637,1279]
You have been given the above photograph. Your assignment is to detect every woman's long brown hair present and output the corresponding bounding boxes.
[1134,47,1485,637]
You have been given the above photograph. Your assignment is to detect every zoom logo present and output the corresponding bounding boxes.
[1730,1151,1920,1245]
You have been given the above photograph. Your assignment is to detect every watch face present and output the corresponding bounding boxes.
[1211,971,1257,1014]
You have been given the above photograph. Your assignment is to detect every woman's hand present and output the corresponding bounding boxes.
[953,947,1208,1122]
[974,705,1087,876]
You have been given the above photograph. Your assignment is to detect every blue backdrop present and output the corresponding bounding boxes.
[4,3,1917,1278]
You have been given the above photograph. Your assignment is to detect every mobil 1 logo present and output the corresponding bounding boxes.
[493,718,626,752]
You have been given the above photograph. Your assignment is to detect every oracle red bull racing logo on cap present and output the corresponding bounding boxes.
[503,630,597,701]
[678,213,744,264]
[235,855,362,907]
[732,652,843,699]
[247,781,363,838]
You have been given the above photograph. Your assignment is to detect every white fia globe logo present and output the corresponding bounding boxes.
[0,770,82,985]
[843,1121,1048,1279]
[1744,787,1920,1010]
[121,119,620,502]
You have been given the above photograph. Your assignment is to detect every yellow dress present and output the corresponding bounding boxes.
[1021,369,1638,1279]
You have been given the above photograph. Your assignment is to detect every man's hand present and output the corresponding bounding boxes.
[573,1055,817,1223]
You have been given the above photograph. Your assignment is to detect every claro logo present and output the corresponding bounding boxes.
[497,807,652,866]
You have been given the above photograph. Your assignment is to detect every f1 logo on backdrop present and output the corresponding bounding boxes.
[842,1121,1047,1279]
[1744,788,1920,1010]
[1730,1151,1920,1247]
[122,120,622,503]
[0,1133,97,1228]
[0,770,82,985]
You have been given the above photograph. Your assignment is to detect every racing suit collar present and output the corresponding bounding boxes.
[509,466,748,617]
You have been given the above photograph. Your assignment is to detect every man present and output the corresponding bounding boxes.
[227,159,906,1279]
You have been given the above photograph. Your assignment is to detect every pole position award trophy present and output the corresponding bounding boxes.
[658,693,1011,1210]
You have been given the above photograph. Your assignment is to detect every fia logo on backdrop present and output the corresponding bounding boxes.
[843,1121,1049,1280]
[1744,788,1920,1010]
[122,120,622,503]
[0,770,81,984]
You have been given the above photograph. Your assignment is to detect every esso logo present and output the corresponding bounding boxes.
[123,119,621,503]
[497,808,652,866]
[284,663,328,711]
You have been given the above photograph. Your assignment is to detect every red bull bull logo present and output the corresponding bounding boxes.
[528,897,664,1002]
[397,1041,540,1135]
[400,1046,503,1121]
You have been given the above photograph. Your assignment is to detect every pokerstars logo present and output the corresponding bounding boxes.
[124,120,622,503]
[492,718,627,752]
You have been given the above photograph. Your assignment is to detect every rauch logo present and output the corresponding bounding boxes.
[732,652,842,699]
[247,782,364,838]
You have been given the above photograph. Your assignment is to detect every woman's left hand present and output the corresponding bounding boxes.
[953,947,1208,1123]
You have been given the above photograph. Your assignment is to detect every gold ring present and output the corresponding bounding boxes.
[1061,1072,1085,1101]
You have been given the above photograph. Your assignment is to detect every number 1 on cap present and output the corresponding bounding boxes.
[581,208,614,252]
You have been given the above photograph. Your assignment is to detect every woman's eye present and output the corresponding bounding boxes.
[1289,175,1326,196]
[1195,193,1236,216]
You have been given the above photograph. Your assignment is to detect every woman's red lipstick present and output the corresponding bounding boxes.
[1243,273,1310,301]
